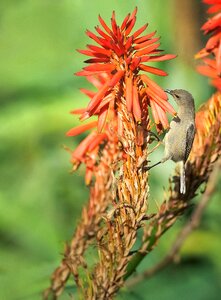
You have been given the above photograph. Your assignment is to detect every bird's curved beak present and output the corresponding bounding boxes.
[164,89,172,95]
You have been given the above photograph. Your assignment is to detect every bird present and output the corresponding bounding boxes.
[147,89,196,194]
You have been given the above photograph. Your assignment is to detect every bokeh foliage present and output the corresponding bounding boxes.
[0,1,220,299]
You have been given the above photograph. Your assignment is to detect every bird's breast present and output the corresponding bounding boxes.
[164,123,187,162]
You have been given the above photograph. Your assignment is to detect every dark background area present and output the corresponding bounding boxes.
[0,1,220,299]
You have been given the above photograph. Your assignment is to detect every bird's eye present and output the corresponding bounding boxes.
[176,94,180,99]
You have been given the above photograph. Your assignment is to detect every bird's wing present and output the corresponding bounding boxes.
[185,123,195,162]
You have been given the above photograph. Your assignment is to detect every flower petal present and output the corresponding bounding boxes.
[130,57,141,71]
[66,121,98,137]
[197,65,218,78]
[146,54,177,62]
[195,48,209,59]
[70,108,86,115]
[125,16,136,36]
[133,37,160,50]
[134,31,156,44]
[95,25,112,41]
[121,13,130,31]
[125,75,133,112]
[87,82,110,111]
[125,36,133,51]
[216,41,221,74]
[134,43,161,57]
[132,23,148,39]
[98,106,109,132]
[85,168,93,186]
[94,94,113,113]
[111,11,118,36]
[98,14,112,35]
[86,29,106,47]
[87,75,103,89]
[87,44,112,56]
[71,132,97,161]
[146,87,176,115]
[84,63,115,72]
[206,32,221,50]
[140,74,167,100]
[88,133,108,151]
[80,88,96,98]
[149,99,160,124]
[139,64,168,76]
[108,69,125,87]
[207,4,221,14]
[132,85,141,121]
[156,104,169,129]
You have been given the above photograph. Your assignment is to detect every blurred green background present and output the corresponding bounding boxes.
[0,0,220,299]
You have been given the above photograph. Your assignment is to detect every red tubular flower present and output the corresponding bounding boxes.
[66,121,98,137]
[196,0,221,90]
[204,0,221,14]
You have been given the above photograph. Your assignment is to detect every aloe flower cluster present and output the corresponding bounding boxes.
[195,0,221,146]
[194,0,221,165]
[66,7,176,184]
[196,0,221,90]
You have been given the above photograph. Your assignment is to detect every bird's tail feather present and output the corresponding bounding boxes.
[179,161,186,194]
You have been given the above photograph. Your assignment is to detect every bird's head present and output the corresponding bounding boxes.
[165,89,194,107]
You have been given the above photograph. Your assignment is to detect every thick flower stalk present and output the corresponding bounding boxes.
[45,8,177,299]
